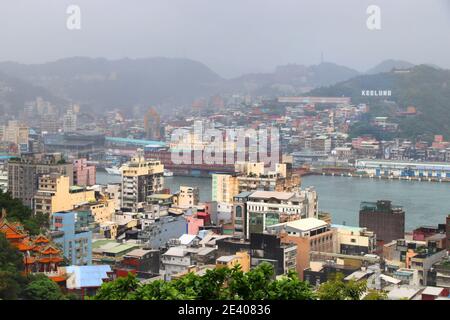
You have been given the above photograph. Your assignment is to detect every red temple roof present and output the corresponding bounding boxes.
[23,256,36,265]
[0,219,27,240]
[33,234,50,244]
[39,257,64,264]
[39,245,62,256]
[1,217,65,271]
[17,237,35,251]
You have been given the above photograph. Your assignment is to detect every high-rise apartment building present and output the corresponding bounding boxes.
[212,174,239,203]
[120,151,164,211]
[359,200,405,244]
[7,153,73,207]
[63,106,78,133]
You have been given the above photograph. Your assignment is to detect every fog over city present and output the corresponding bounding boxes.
[1,0,450,77]
[2,0,450,306]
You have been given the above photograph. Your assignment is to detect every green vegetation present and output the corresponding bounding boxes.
[0,190,48,235]
[317,273,367,300]
[93,263,316,300]
[0,233,77,300]
[316,273,387,300]
[93,266,388,301]
[0,233,26,300]
[348,120,396,141]
[363,289,388,300]
[310,65,450,140]
[22,274,67,300]
[0,191,74,300]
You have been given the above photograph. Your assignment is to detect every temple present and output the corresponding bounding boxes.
[0,214,65,282]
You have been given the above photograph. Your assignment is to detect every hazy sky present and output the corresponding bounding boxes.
[0,0,449,78]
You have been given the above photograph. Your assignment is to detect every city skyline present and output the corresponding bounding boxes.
[1,0,450,305]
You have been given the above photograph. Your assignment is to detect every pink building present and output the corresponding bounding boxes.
[186,215,204,235]
[73,159,96,186]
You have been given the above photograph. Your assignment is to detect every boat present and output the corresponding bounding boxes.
[163,169,174,177]
[105,166,121,175]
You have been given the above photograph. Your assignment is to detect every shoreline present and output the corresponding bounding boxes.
[315,172,450,183]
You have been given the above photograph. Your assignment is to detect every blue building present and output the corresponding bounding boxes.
[51,211,92,265]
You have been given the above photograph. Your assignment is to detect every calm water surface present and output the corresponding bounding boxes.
[97,171,450,231]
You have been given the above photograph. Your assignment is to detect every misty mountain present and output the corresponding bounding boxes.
[2,57,443,117]
[225,62,360,96]
[0,58,364,111]
[0,57,224,112]
[366,59,415,74]
[0,71,63,115]
[309,65,450,139]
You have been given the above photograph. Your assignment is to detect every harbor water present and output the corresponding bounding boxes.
[96,171,450,231]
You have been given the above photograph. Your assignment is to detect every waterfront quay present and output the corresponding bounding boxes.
[305,159,450,183]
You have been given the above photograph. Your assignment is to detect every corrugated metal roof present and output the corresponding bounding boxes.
[104,243,139,254]
[64,265,112,289]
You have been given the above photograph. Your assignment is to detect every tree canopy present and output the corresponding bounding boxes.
[0,233,26,300]
[93,263,316,300]
[316,273,387,300]
[0,189,48,235]
[22,274,66,300]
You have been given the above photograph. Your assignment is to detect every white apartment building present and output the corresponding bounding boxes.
[120,151,164,210]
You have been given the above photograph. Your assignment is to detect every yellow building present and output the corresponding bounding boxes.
[216,251,250,272]
[211,174,239,203]
[34,174,95,216]
[175,186,200,208]
[99,221,119,239]
[75,197,116,224]
[235,162,265,176]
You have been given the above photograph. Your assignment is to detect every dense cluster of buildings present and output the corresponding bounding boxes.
[0,147,448,300]
[0,94,449,300]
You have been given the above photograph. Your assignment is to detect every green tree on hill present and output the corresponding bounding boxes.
[0,233,26,300]
[317,273,367,300]
[0,190,48,235]
[22,274,66,300]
